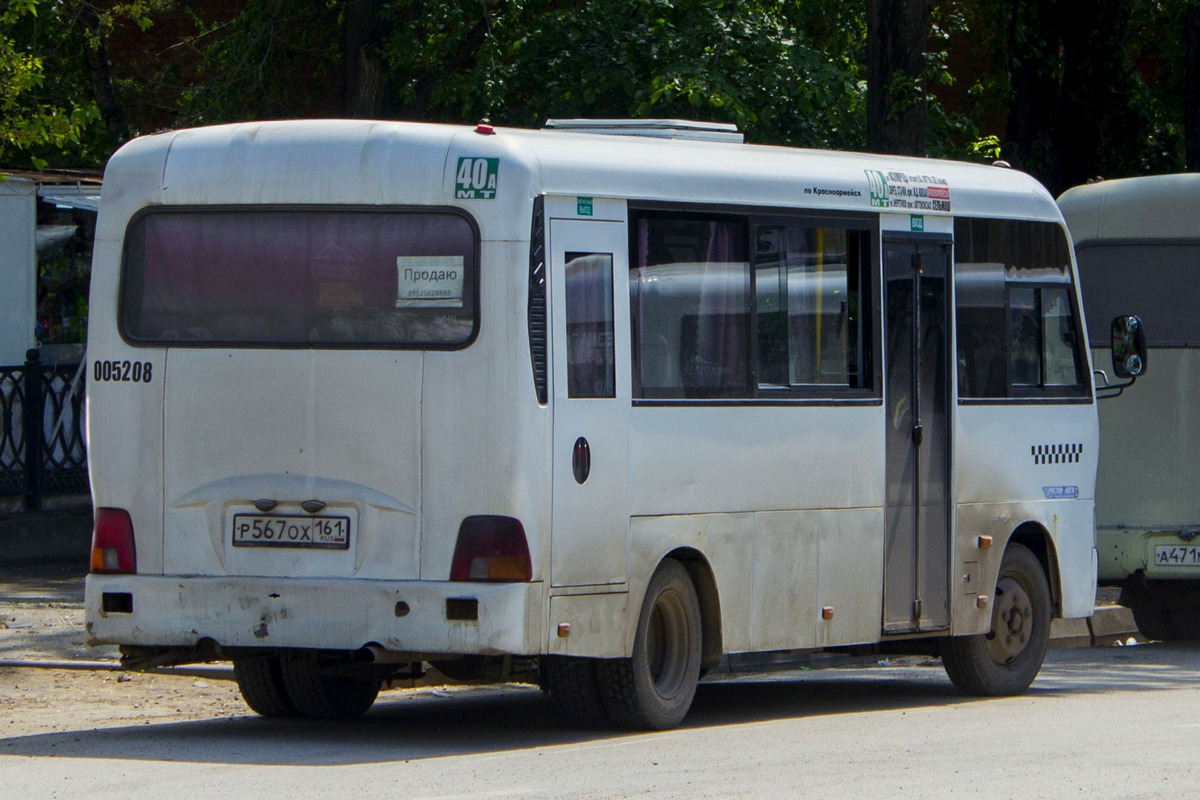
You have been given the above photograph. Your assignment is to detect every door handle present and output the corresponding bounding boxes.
[572,437,591,484]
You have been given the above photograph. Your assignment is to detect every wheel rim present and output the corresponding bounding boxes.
[985,574,1035,665]
[646,588,692,699]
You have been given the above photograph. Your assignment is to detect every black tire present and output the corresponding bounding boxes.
[1128,604,1181,641]
[540,655,611,727]
[597,559,702,730]
[942,542,1051,696]
[233,652,297,718]
[1121,579,1200,641]
[278,650,381,720]
[1127,598,1200,641]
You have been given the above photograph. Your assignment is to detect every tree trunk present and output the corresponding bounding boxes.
[1004,0,1055,177]
[395,13,492,122]
[344,0,386,118]
[1186,0,1200,170]
[80,10,128,141]
[866,0,932,155]
[1048,0,1132,194]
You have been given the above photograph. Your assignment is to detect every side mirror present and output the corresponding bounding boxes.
[1111,315,1147,379]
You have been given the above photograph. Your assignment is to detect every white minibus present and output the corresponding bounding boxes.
[1060,173,1197,639]
[85,119,1135,729]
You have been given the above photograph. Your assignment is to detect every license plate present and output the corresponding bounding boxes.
[1154,544,1200,567]
[231,513,351,550]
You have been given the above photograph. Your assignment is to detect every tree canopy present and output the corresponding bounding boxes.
[1,0,1195,194]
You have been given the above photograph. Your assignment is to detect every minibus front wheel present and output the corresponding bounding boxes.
[941,542,1051,696]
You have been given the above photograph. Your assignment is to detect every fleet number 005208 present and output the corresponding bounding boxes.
[93,359,153,383]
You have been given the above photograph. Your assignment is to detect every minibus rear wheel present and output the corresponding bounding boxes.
[941,542,1051,696]
[278,649,382,720]
[540,655,610,727]
[597,559,702,730]
[233,652,297,717]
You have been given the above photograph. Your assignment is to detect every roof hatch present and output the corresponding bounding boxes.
[543,118,744,144]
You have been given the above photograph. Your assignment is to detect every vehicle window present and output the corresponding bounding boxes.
[954,218,1087,398]
[755,224,868,390]
[1009,286,1041,387]
[630,210,873,401]
[1075,242,1200,347]
[1043,287,1081,385]
[120,208,478,348]
[565,252,616,398]
[630,215,751,399]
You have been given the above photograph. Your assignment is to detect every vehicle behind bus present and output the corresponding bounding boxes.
[1060,173,1199,640]
[86,119,1131,729]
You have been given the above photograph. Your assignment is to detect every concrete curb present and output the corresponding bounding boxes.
[1050,605,1142,649]
[1086,605,1143,646]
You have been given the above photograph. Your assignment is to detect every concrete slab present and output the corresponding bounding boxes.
[0,508,92,566]
[1089,605,1143,646]
[1050,616,1092,649]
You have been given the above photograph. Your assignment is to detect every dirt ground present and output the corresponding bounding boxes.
[0,562,249,737]
[0,563,498,738]
[0,562,1134,740]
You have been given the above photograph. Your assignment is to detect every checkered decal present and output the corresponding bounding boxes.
[1032,443,1083,465]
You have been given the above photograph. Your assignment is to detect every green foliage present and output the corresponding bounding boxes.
[943,0,1189,185]
[0,1,94,167]
[375,0,867,151]
[0,0,1193,182]
[178,0,342,125]
[0,0,178,168]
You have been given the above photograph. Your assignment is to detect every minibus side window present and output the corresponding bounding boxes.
[630,214,751,399]
[954,217,1087,399]
[630,210,873,401]
[754,224,868,391]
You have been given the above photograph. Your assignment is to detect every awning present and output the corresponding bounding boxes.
[35,224,79,256]
[37,186,101,212]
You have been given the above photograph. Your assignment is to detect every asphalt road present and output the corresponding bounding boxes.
[2,641,1198,799]
[0,561,1173,799]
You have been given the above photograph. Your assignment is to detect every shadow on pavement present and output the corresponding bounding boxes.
[3,643,1196,766]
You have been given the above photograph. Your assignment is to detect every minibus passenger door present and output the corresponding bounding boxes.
[548,217,631,588]
[883,239,952,633]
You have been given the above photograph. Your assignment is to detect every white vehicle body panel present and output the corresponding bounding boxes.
[85,120,1098,665]
[1060,174,1200,585]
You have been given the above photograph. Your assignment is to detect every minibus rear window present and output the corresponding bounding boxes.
[120,208,479,348]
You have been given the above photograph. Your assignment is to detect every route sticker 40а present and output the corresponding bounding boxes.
[94,359,153,383]
[455,157,499,199]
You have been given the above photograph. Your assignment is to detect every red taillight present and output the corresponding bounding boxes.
[90,508,136,574]
[450,516,532,582]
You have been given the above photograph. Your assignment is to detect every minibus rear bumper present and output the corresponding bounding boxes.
[84,574,544,658]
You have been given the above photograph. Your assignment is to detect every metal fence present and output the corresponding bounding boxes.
[0,349,88,509]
